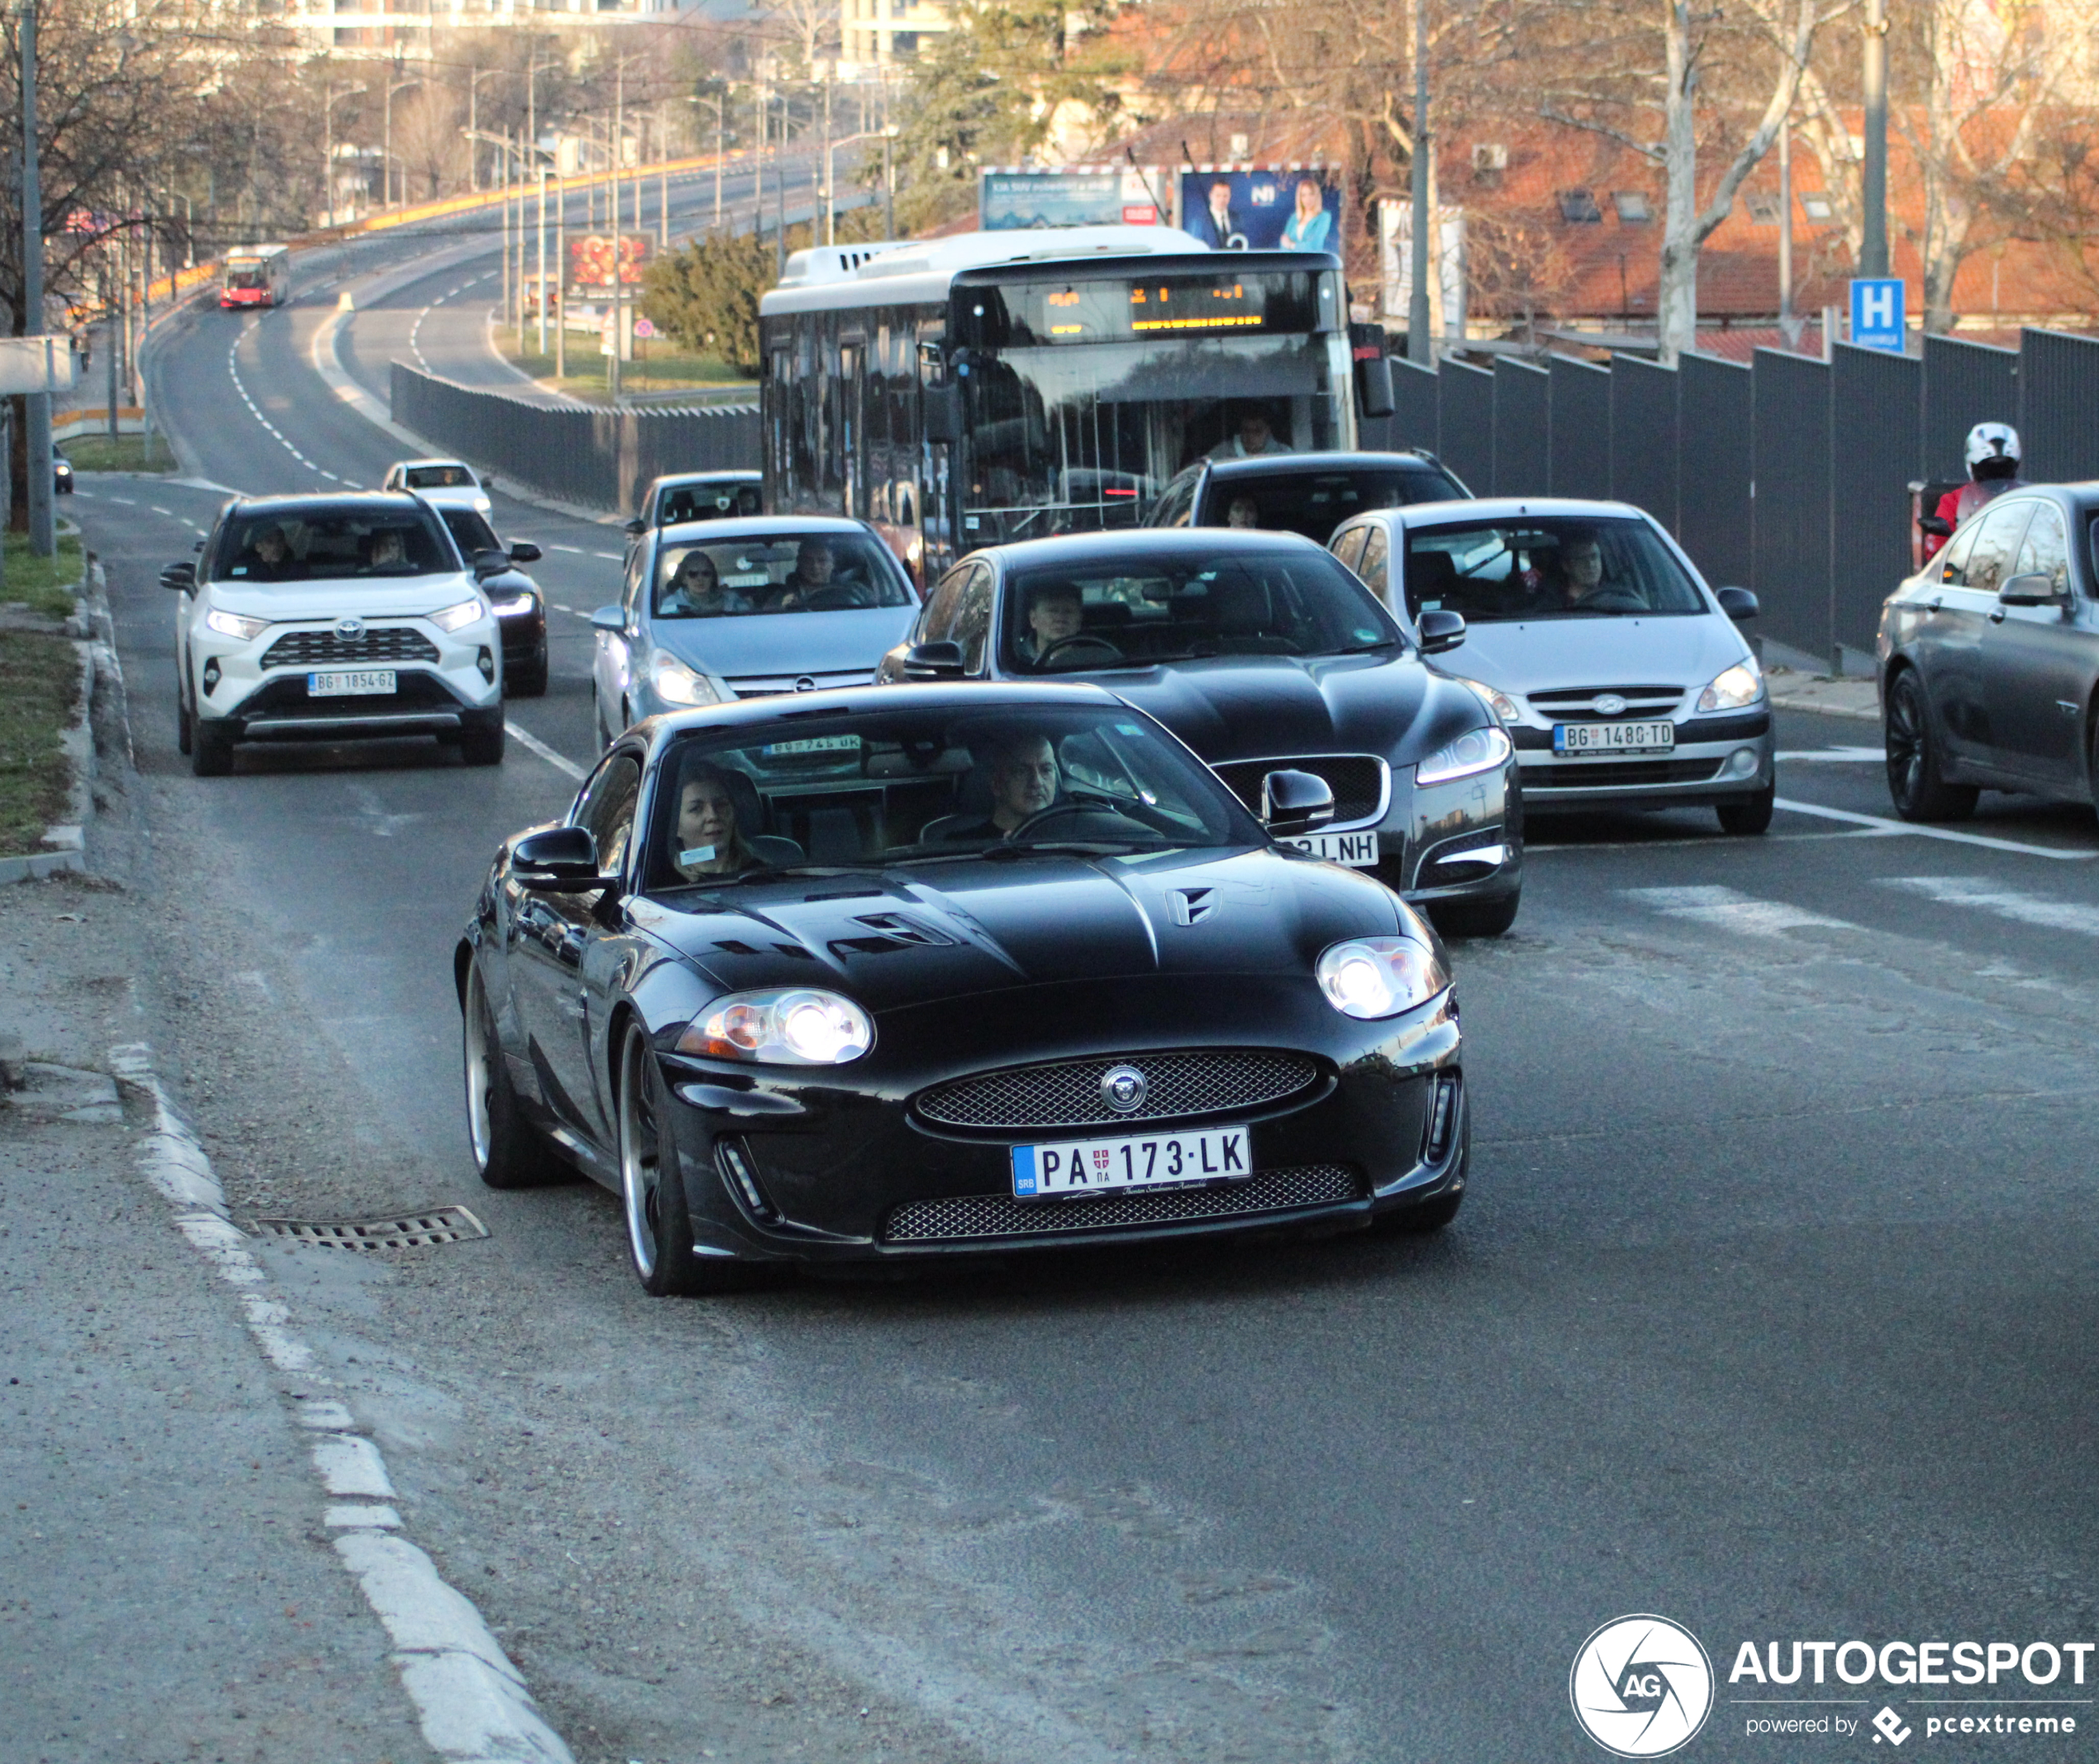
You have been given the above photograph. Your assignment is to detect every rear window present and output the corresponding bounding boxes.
[216,507,459,582]
[1202,467,1466,543]
[404,464,476,489]
[658,481,762,524]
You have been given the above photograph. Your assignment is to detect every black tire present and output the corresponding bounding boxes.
[1716,784,1775,835]
[175,673,193,756]
[616,1021,754,1296]
[462,966,567,1188]
[1885,668,1978,821]
[1428,890,1521,939]
[191,719,234,777]
[459,717,506,767]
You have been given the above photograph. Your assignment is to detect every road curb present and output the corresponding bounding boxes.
[107,1041,577,1764]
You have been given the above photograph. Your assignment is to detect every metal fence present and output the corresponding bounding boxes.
[389,363,761,516]
[1362,326,2094,667]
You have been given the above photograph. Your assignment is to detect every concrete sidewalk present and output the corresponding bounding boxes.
[1764,668,1881,722]
[0,872,434,1764]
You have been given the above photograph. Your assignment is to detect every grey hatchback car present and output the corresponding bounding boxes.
[1330,497,1774,832]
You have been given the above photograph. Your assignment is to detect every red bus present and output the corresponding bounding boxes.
[221,245,290,309]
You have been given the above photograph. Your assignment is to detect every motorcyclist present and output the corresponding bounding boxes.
[1923,422,2023,560]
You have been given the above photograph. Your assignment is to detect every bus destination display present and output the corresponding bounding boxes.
[964,272,1326,347]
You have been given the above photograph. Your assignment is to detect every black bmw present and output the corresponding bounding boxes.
[876,529,1521,937]
[458,683,1469,1295]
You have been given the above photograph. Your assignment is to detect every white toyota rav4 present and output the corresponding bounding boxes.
[163,493,507,776]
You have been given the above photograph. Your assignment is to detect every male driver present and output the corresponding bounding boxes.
[771,537,838,608]
[1017,582,1083,663]
[929,734,1060,841]
[1549,529,1642,612]
[1209,408,1293,461]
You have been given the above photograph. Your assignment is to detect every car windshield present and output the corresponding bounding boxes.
[653,532,911,619]
[440,509,502,556]
[1402,516,1706,621]
[659,481,762,524]
[216,508,458,582]
[1001,546,1401,673]
[404,465,475,489]
[1206,467,1465,541]
[644,704,1259,888]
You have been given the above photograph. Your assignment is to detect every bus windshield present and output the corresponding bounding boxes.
[225,261,269,289]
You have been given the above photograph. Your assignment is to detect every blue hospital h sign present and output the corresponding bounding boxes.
[1850,278,1906,352]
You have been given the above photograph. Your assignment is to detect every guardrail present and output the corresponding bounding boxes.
[1364,326,2099,669]
[389,360,759,513]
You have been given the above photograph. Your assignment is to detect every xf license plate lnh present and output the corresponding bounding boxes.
[1011,1127,1251,1198]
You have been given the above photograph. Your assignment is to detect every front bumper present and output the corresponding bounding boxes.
[653,977,1466,1265]
[193,614,503,742]
[1510,711,1773,809]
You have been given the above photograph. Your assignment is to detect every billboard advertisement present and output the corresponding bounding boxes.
[1178,168,1341,253]
[566,233,652,298]
[979,167,1166,231]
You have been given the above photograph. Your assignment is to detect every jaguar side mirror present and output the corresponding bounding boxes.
[159,562,195,592]
[1416,609,1467,654]
[589,604,628,633]
[1999,573,2068,608]
[512,826,613,891]
[1262,768,1335,835]
[1716,585,1759,620]
[902,640,965,680]
[508,541,542,564]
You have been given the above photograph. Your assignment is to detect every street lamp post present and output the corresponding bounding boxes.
[383,71,421,209]
[1859,0,1888,278]
[536,166,549,357]
[21,0,55,556]
[1407,0,1433,365]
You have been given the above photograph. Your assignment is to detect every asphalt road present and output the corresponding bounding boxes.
[66,235,2099,1762]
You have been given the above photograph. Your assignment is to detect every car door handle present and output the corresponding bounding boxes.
[1987,607,2007,624]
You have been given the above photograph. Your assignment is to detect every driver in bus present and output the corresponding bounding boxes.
[1017,582,1083,665]
[1208,407,1292,461]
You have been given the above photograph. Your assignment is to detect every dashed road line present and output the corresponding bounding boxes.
[106,1043,574,1764]
[548,542,583,554]
[1624,884,1856,936]
[150,505,173,515]
[507,720,587,781]
[1778,746,1886,762]
[109,496,136,506]
[1774,796,2097,860]
[1882,875,2099,939]
[591,550,621,560]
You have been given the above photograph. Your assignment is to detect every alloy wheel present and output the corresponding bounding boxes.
[1886,676,1927,809]
[619,1029,663,1281]
[463,972,494,1171]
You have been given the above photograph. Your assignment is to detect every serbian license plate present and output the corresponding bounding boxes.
[1012,1126,1250,1198]
[1554,720,1675,754]
[308,669,396,697]
[1281,830,1379,868]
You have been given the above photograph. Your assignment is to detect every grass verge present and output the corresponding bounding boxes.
[61,434,178,473]
[491,326,756,403]
[0,630,80,853]
[2,533,87,621]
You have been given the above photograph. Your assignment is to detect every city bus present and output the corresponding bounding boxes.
[221,244,290,309]
[758,226,1373,578]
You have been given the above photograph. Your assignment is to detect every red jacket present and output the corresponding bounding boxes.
[1925,477,2020,559]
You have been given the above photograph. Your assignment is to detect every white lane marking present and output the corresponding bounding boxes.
[74,488,94,498]
[1882,875,2099,939]
[553,602,574,612]
[591,550,621,560]
[1624,884,1856,935]
[109,496,136,506]
[1778,746,1887,762]
[226,318,327,480]
[548,543,583,554]
[104,1043,575,1764]
[408,303,434,374]
[150,505,174,515]
[508,720,587,781]
[319,469,341,482]
[1773,796,2098,861]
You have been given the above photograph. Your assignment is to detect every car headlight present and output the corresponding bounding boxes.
[1316,936,1450,1020]
[1415,723,1513,786]
[1448,674,1522,724]
[652,650,720,706]
[204,608,269,641]
[427,597,486,633]
[492,592,537,616]
[1697,659,1764,712]
[676,989,874,1065]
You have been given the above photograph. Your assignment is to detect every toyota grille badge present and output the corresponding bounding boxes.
[336,616,367,640]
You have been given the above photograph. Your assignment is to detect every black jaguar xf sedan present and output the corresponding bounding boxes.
[1878,483,2099,820]
[875,528,1521,938]
[458,683,1469,1296]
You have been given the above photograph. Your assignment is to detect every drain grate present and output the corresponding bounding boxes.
[249,1205,490,1250]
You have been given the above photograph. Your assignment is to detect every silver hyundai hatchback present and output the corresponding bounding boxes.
[1329,497,1774,832]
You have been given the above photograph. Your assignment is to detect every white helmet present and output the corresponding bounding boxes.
[1964,421,2021,468]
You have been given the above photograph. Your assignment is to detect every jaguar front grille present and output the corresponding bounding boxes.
[915,1049,1322,1133]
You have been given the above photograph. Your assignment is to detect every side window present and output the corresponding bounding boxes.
[1357,525,1392,603]
[1963,502,2035,597]
[918,565,969,643]
[573,754,643,877]
[952,564,993,673]
[1331,525,1368,573]
[2015,503,2069,597]
[1152,470,1199,528]
[1937,520,1980,587]
[622,541,650,621]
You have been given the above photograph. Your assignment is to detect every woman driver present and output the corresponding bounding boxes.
[660,549,744,616]
[669,765,762,880]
